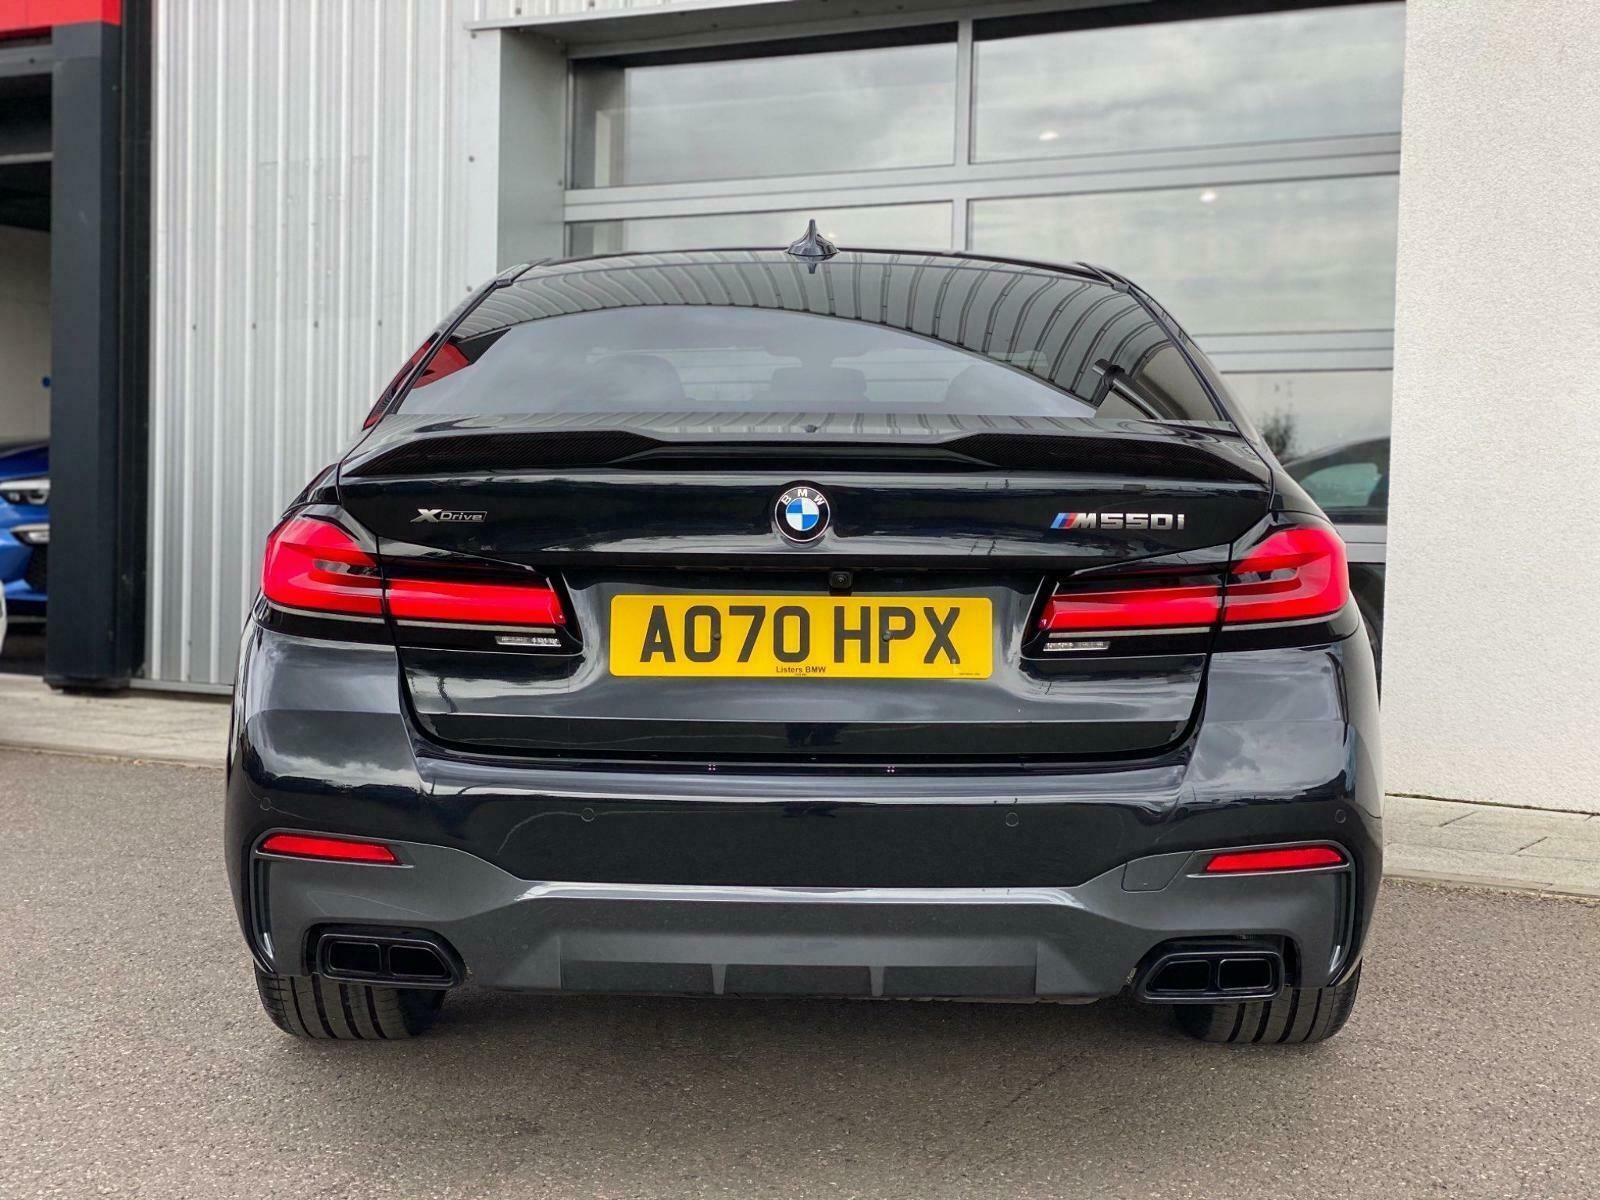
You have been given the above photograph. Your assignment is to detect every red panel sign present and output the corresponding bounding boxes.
[0,0,121,36]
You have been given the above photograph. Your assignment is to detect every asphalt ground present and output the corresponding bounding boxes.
[0,624,44,675]
[2,749,1597,1200]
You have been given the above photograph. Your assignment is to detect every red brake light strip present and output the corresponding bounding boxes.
[386,576,566,626]
[1039,580,1219,633]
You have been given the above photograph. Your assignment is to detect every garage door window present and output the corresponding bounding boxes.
[571,34,958,188]
[972,4,1405,163]
[968,175,1400,337]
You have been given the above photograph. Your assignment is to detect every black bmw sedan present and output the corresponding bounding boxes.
[227,231,1381,1045]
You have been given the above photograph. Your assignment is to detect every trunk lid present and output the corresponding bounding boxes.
[339,415,1271,765]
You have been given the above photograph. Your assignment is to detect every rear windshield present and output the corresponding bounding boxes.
[397,303,1226,425]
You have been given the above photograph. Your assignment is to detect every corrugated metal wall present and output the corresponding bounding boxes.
[147,0,685,686]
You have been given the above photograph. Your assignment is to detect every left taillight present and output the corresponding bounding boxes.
[261,514,566,630]
[261,516,384,616]
[1036,517,1349,644]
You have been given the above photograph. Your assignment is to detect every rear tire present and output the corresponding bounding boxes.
[253,967,445,1040]
[1174,965,1361,1045]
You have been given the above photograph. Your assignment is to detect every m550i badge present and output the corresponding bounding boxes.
[1053,512,1186,531]
[412,508,487,524]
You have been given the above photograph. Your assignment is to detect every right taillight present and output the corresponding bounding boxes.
[261,515,565,629]
[1222,521,1348,626]
[1036,518,1349,646]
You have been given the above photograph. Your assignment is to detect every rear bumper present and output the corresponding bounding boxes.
[251,836,1356,999]
[226,620,1383,999]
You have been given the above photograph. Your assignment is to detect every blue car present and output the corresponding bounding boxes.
[0,440,48,619]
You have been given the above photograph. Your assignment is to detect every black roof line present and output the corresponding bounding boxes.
[1065,261,1128,288]
[499,258,550,284]
[518,245,1116,286]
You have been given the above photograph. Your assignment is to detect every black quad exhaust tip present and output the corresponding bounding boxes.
[314,928,461,990]
[1135,940,1285,1004]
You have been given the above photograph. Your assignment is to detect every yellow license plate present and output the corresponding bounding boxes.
[609,595,993,680]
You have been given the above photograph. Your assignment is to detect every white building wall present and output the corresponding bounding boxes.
[0,226,51,442]
[1384,0,1600,810]
[147,0,684,685]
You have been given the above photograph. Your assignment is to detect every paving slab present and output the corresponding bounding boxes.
[1518,827,1600,861]
[1380,841,1569,893]
[0,674,227,768]
[1382,794,1486,827]
[1444,805,1595,832]
[1525,856,1600,894]
[1389,820,1549,856]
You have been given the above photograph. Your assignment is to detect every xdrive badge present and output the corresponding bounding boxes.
[412,508,487,524]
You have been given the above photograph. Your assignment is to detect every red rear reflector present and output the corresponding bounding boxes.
[1222,523,1349,625]
[258,833,400,864]
[1204,845,1346,874]
[261,517,383,616]
[386,576,566,626]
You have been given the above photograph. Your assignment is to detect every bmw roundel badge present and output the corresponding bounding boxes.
[774,485,830,544]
